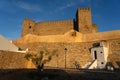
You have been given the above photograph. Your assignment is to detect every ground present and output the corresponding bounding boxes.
[0,68,120,80]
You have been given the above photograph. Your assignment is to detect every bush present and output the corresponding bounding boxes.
[24,49,57,71]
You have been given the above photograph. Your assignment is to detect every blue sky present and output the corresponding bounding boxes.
[0,0,120,40]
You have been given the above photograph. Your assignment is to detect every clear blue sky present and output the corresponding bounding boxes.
[0,0,120,40]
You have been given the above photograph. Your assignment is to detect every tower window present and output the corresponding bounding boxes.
[29,26,31,29]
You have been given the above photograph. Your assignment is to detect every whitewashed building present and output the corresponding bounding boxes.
[0,35,18,52]
[88,41,108,69]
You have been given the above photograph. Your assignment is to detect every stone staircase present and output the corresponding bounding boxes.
[88,60,97,69]
[84,60,97,69]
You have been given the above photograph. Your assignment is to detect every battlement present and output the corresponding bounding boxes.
[78,7,91,11]
[36,20,73,25]
[76,7,92,33]
[24,18,35,23]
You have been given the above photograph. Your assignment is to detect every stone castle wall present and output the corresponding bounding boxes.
[13,41,93,68]
[16,30,83,43]
[0,50,35,69]
[18,30,120,43]
[83,30,120,42]
[77,8,92,33]
[21,19,74,37]
[109,39,120,54]
[0,50,27,69]
[13,34,120,68]
[34,20,74,36]
[1,38,120,69]
[107,39,120,68]
[1,36,120,69]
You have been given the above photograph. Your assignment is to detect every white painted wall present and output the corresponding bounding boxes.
[91,46,108,69]
[0,35,18,52]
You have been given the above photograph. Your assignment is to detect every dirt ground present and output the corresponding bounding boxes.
[0,68,120,80]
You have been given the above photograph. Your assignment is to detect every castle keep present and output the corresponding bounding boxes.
[21,8,97,37]
[0,7,120,69]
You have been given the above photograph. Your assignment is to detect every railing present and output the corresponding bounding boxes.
[88,60,97,69]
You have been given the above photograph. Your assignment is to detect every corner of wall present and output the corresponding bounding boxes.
[21,18,36,37]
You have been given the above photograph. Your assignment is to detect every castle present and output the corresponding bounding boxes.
[0,7,120,69]
[21,8,97,37]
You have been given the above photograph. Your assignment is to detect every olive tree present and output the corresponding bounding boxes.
[24,49,57,71]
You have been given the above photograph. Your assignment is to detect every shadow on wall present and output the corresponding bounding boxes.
[106,62,114,67]
[116,61,120,69]
[106,62,120,70]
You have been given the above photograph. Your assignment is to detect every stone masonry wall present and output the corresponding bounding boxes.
[34,20,74,36]
[4,37,120,69]
[107,38,120,68]
[0,50,28,69]
[13,41,93,68]
[21,19,74,37]
[21,19,35,37]
[76,8,92,33]
[83,30,120,42]
[15,30,83,43]
[13,31,120,69]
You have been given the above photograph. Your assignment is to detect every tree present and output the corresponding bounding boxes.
[24,49,57,71]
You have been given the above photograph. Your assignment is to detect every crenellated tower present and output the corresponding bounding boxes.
[21,19,35,37]
[76,8,93,33]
